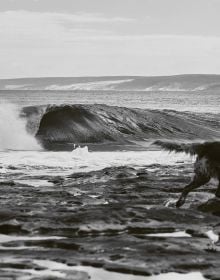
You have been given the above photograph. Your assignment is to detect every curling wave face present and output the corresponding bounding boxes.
[21,104,220,150]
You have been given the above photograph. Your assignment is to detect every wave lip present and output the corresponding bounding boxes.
[22,104,220,150]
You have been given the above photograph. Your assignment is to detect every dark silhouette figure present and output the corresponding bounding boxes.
[154,141,220,208]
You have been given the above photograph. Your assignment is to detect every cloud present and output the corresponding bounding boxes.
[1,10,217,44]
[1,10,220,77]
[0,10,135,47]
[56,12,135,23]
[55,11,135,32]
[0,10,134,29]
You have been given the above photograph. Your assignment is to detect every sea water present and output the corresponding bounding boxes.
[0,89,219,113]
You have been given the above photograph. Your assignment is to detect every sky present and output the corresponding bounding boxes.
[1,0,220,78]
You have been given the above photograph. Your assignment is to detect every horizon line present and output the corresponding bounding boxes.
[1,73,220,80]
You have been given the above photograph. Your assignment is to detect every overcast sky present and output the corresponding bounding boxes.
[1,0,220,78]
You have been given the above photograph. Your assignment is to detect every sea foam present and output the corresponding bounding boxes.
[0,102,40,151]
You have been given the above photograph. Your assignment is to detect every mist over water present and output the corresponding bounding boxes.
[0,102,40,151]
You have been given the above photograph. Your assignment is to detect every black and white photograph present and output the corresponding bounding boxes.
[0,0,220,279]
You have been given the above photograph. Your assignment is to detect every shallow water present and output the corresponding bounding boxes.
[0,258,207,280]
[27,260,208,280]
[0,149,217,278]
[70,268,206,280]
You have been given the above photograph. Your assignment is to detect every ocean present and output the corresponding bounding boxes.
[0,88,218,176]
[0,89,219,113]
[0,76,219,279]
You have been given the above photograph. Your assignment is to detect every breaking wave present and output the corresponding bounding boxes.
[21,104,220,150]
[0,102,40,151]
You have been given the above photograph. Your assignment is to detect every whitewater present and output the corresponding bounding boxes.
[0,102,40,151]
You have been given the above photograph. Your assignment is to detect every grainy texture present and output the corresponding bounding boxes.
[0,164,220,279]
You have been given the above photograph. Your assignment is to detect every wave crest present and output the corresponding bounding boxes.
[21,104,220,150]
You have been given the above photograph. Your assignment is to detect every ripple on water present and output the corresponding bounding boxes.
[0,258,207,280]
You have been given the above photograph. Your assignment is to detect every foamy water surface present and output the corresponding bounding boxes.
[0,147,193,177]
